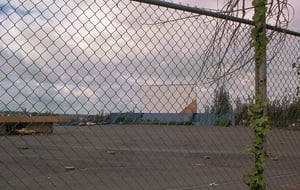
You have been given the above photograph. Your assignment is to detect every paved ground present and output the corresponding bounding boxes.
[0,125,299,190]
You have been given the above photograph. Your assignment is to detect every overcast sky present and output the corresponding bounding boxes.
[0,0,299,114]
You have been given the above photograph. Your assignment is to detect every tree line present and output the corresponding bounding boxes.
[211,86,300,128]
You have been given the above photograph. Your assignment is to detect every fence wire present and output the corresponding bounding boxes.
[0,0,299,189]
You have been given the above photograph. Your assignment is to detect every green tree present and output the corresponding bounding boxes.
[234,97,249,126]
[212,86,232,114]
[268,97,300,127]
[287,98,300,126]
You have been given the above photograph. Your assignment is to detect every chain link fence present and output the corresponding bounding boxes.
[1,0,299,189]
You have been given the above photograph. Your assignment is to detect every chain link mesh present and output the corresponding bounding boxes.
[0,0,299,189]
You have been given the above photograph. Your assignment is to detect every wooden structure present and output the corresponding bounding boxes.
[0,116,71,135]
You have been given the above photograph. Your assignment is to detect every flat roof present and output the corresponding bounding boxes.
[0,116,71,123]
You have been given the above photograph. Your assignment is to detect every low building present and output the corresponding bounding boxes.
[0,116,71,135]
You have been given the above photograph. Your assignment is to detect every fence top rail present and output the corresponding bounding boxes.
[131,0,300,37]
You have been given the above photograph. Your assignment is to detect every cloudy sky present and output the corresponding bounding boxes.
[0,0,299,114]
[175,0,300,31]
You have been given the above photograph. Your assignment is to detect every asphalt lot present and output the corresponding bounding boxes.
[0,125,299,190]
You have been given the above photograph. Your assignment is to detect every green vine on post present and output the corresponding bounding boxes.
[252,0,268,67]
[246,0,269,189]
[292,57,300,130]
[246,95,270,190]
[292,57,300,97]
